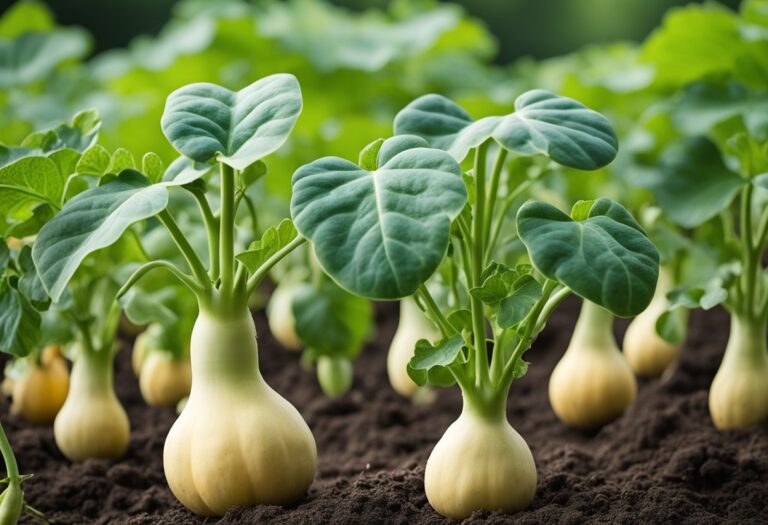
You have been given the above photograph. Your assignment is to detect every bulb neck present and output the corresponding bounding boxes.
[191,306,265,391]
[723,315,768,367]
[461,385,509,424]
[568,300,617,353]
[71,346,115,396]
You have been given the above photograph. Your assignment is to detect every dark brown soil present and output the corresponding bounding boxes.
[4,299,768,524]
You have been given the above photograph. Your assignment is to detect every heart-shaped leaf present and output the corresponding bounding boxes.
[291,136,466,299]
[33,170,169,301]
[517,198,659,317]
[394,90,618,169]
[161,74,302,170]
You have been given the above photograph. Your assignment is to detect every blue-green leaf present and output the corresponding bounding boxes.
[291,136,466,299]
[161,74,302,170]
[517,198,659,317]
[32,170,169,301]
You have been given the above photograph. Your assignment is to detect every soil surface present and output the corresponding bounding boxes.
[4,299,767,524]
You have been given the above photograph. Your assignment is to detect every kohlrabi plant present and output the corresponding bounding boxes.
[291,91,660,518]
[644,133,768,429]
[31,74,338,516]
[1,110,154,462]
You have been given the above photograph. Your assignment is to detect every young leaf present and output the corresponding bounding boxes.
[0,156,65,224]
[76,144,110,175]
[359,138,385,171]
[236,219,298,272]
[650,137,744,228]
[161,74,302,170]
[107,147,136,174]
[407,335,466,387]
[119,286,178,326]
[161,156,214,185]
[395,91,618,169]
[291,136,466,299]
[292,281,372,359]
[142,152,165,182]
[497,276,543,328]
[517,198,659,317]
[32,170,170,301]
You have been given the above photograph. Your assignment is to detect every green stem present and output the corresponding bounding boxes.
[416,285,454,337]
[486,179,533,259]
[157,209,211,290]
[190,188,220,281]
[219,163,236,300]
[533,287,571,335]
[116,260,202,299]
[498,280,556,389]
[0,422,20,484]
[740,184,759,317]
[484,148,508,249]
[470,142,490,388]
[245,236,307,298]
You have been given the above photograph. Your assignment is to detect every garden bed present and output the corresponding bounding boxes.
[4,300,767,525]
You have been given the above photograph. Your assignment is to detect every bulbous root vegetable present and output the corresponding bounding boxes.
[425,399,536,519]
[709,315,768,429]
[549,301,637,428]
[267,283,302,351]
[164,309,317,516]
[623,268,681,376]
[54,346,130,461]
[140,352,192,407]
[11,346,69,424]
[316,356,353,398]
[387,298,440,400]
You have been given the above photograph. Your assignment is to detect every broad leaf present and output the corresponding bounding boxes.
[17,245,49,308]
[236,219,298,272]
[0,29,90,88]
[291,136,466,299]
[292,281,372,358]
[33,170,169,301]
[517,198,659,317]
[651,137,744,229]
[0,156,64,224]
[0,279,40,357]
[395,91,618,169]
[407,335,466,387]
[161,74,302,170]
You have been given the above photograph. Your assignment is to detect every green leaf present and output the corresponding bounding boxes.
[161,156,213,185]
[446,308,472,332]
[0,239,8,271]
[512,359,529,379]
[395,91,618,169]
[517,198,659,317]
[469,262,519,305]
[76,144,111,175]
[0,156,64,224]
[656,308,688,346]
[161,74,302,170]
[22,109,100,154]
[641,4,744,87]
[291,136,466,299]
[107,148,136,174]
[4,203,55,238]
[497,276,543,328]
[407,335,465,388]
[0,279,40,357]
[292,281,372,358]
[651,137,744,229]
[359,138,385,171]
[236,219,298,273]
[570,200,596,221]
[142,152,165,182]
[672,82,768,138]
[32,170,170,301]
[16,245,49,308]
[239,160,267,188]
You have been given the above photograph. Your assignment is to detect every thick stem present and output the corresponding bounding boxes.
[71,346,115,396]
[219,164,236,301]
[461,383,508,423]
